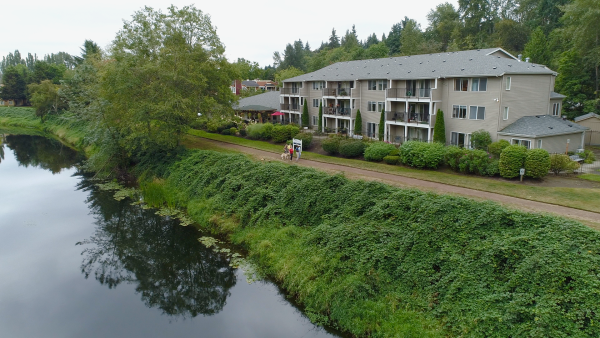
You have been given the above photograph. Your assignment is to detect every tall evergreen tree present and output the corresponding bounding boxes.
[354,109,362,135]
[318,101,323,132]
[0,65,28,101]
[386,23,402,55]
[302,100,309,127]
[378,108,385,141]
[329,28,340,48]
[433,109,446,143]
[524,27,550,66]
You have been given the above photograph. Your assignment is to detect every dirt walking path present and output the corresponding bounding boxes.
[197,137,600,226]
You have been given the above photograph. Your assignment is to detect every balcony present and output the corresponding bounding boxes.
[280,104,300,112]
[281,87,301,95]
[323,87,351,97]
[324,107,352,117]
[386,111,430,125]
[387,88,431,100]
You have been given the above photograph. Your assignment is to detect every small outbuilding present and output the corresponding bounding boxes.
[233,91,281,123]
[574,113,600,146]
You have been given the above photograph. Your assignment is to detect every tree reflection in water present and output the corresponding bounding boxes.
[75,176,237,318]
[2,134,82,173]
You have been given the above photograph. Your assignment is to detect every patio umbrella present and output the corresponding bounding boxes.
[272,111,284,116]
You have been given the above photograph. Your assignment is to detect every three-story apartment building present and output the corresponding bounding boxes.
[279,48,586,153]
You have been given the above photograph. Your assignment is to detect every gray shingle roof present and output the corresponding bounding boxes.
[284,48,555,83]
[234,91,280,111]
[574,112,600,122]
[550,91,566,99]
[498,115,588,137]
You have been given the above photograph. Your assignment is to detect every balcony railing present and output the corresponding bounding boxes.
[323,87,351,97]
[386,111,430,124]
[386,88,431,99]
[324,107,351,116]
[281,87,301,95]
[280,104,300,112]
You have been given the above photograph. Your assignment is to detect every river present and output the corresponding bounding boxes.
[0,134,343,338]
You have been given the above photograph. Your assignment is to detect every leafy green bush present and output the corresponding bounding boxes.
[470,129,492,150]
[338,139,366,158]
[444,146,469,171]
[239,128,247,137]
[294,132,313,149]
[271,125,289,143]
[383,155,400,164]
[321,136,341,154]
[550,154,580,175]
[216,121,236,133]
[486,159,499,176]
[524,149,550,178]
[458,149,495,175]
[229,127,238,135]
[388,149,400,157]
[399,141,445,169]
[581,149,597,164]
[488,139,510,158]
[287,125,300,139]
[247,123,274,140]
[364,142,396,162]
[221,129,231,135]
[499,145,527,178]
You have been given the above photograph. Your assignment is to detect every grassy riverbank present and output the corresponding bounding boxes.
[136,150,600,338]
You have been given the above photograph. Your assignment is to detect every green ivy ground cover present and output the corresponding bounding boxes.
[142,150,600,338]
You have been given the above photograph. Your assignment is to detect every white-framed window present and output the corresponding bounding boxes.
[230,86,236,93]
[471,78,487,91]
[367,122,378,138]
[312,81,324,90]
[377,80,387,91]
[469,106,485,120]
[512,139,531,149]
[506,76,511,90]
[552,103,560,116]
[455,78,468,91]
[377,102,385,112]
[313,99,319,107]
[451,132,467,147]
[312,115,318,125]
[537,139,542,149]
[368,81,377,90]
[368,101,377,111]
[503,107,509,120]
[452,105,467,118]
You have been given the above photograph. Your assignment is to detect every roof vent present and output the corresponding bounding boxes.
[419,62,422,64]
[443,60,446,62]
[432,70,435,72]
[469,58,473,61]
[549,127,553,129]
[517,54,522,61]
[508,64,512,67]
[536,115,540,118]
[408,71,411,73]
[461,68,464,71]
[568,124,573,127]
[525,57,530,63]
[493,66,497,69]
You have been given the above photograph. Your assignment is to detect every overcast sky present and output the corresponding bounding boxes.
[2,0,458,68]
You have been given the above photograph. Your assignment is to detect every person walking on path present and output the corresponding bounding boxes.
[296,146,301,161]
[289,145,294,161]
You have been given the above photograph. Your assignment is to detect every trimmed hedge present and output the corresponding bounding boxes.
[321,136,341,154]
[383,155,400,164]
[247,123,274,140]
[488,140,510,158]
[525,149,550,178]
[294,132,313,150]
[399,141,445,169]
[339,139,366,158]
[458,149,498,176]
[499,145,527,178]
[364,142,396,162]
[444,146,469,171]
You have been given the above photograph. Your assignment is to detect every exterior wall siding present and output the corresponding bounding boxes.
[498,74,553,130]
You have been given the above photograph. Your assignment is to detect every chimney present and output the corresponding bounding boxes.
[525,57,530,63]
[517,54,522,61]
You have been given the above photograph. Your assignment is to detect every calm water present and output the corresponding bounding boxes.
[0,134,342,338]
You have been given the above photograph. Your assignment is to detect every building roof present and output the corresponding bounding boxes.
[284,48,556,83]
[550,91,566,99]
[498,115,588,138]
[574,112,600,122]
[234,91,281,111]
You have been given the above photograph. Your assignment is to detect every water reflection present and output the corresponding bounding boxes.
[2,134,81,173]
[75,177,237,318]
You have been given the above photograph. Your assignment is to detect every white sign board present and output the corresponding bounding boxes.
[292,138,302,152]
[520,168,525,176]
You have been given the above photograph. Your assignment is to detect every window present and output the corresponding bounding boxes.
[368,101,377,111]
[451,132,467,147]
[512,139,531,149]
[506,77,511,90]
[471,78,487,91]
[455,78,468,91]
[367,122,378,138]
[313,99,319,107]
[368,81,377,90]
[503,107,509,120]
[452,105,467,118]
[300,97,304,105]
[552,103,560,116]
[377,102,385,112]
[230,87,236,93]
[312,115,318,125]
[469,106,485,120]
[377,80,387,91]
[312,81,324,90]
[537,139,542,149]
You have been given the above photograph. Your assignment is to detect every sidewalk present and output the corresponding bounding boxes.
[195,137,600,226]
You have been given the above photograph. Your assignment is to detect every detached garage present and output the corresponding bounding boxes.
[497,115,588,153]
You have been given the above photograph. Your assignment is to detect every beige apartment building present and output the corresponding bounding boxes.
[279,48,586,153]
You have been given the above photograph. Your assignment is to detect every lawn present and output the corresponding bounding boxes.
[187,129,600,214]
